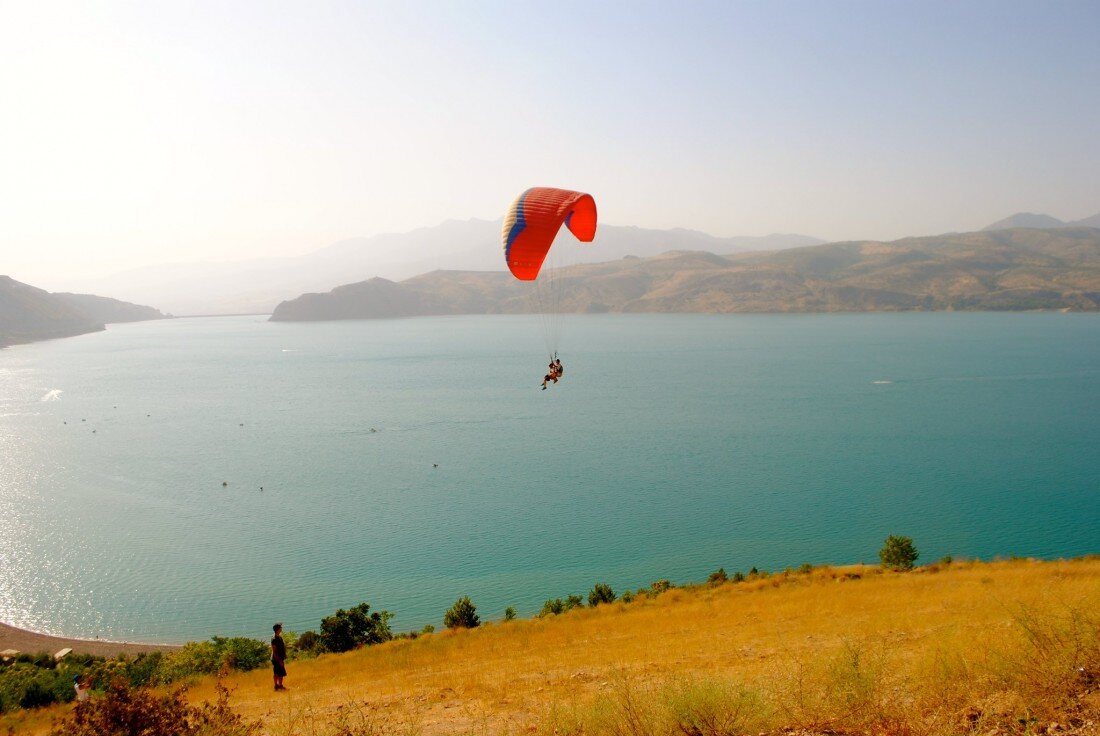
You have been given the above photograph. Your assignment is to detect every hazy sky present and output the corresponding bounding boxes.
[3,0,1099,285]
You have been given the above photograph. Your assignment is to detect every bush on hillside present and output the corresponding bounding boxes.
[121,652,165,687]
[49,678,259,736]
[707,568,728,584]
[0,662,81,713]
[154,637,269,682]
[320,602,395,652]
[443,596,480,629]
[540,598,565,616]
[565,594,585,610]
[295,630,322,654]
[650,579,673,595]
[504,607,517,621]
[588,583,616,607]
[879,535,919,571]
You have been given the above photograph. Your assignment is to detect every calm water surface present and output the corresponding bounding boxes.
[0,313,1097,642]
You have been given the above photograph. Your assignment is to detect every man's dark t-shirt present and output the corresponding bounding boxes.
[271,634,286,662]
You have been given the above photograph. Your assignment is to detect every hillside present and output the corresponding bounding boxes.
[44,222,823,316]
[0,276,168,348]
[53,293,169,324]
[0,276,104,347]
[271,226,1100,320]
[8,558,1098,735]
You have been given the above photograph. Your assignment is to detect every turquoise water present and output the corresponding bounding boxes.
[0,313,1097,643]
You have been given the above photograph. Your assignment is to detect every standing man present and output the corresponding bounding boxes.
[271,623,287,691]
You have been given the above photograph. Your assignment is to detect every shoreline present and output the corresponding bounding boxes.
[0,621,180,658]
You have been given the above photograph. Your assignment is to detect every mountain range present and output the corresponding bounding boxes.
[0,276,168,348]
[44,211,1099,317]
[983,211,1100,230]
[47,223,823,316]
[270,226,1100,320]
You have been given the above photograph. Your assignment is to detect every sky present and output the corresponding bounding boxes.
[2,0,1099,286]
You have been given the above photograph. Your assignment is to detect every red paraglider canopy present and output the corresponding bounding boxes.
[501,187,597,281]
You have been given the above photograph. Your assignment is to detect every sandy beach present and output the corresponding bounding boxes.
[0,621,180,658]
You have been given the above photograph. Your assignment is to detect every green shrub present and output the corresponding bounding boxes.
[621,590,635,603]
[732,571,746,583]
[213,637,269,672]
[443,596,480,629]
[565,594,585,610]
[124,652,164,687]
[798,562,814,574]
[540,598,565,616]
[664,678,766,735]
[650,579,673,595]
[19,678,55,710]
[150,637,268,683]
[320,602,395,652]
[707,568,728,584]
[879,535,919,571]
[588,583,616,607]
[157,641,221,682]
[295,630,321,654]
[0,662,78,713]
[504,607,517,621]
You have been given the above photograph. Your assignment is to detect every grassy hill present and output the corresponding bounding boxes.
[270,227,1100,320]
[9,558,1099,735]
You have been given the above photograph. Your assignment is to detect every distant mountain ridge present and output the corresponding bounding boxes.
[0,276,168,348]
[984,211,1100,231]
[270,226,1100,320]
[49,221,825,316]
[34,211,1100,316]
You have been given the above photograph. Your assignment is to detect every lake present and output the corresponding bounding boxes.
[0,313,1097,643]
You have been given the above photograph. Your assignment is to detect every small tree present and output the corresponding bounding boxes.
[503,607,517,622]
[707,568,728,584]
[443,596,480,629]
[565,594,584,611]
[319,602,394,653]
[879,535,919,571]
[588,583,616,607]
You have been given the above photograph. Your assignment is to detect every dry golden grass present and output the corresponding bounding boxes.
[10,558,1100,735]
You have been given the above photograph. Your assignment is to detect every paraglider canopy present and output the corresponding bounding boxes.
[502,187,597,280]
